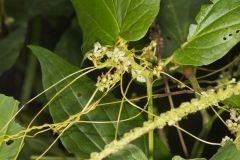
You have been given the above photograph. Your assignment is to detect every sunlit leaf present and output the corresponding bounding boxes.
[0,94,23,159]
[159,0,208,57]
[173,0,240,66]
[71,0,160,52]
[31,46,148,159]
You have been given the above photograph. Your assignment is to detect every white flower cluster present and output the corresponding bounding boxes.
[221,136,233,145]
[226,109,240,134]
[88,39,164,92]
[88,40,133,92]
[96,71,121,92]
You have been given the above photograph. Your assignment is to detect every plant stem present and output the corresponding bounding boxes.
[189,68,211,158]
[163,76,189,157]
[21,18,41,104]
[147,78,154,160]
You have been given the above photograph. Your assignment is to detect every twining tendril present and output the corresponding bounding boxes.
[89,82,240,160]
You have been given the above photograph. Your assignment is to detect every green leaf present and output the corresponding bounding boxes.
[109,144,148,160]
[30,46,148,159]
[154,131,171,160]
[71,0,160,52]
[210,142,240,160]
[0,26,27,75]
[159,0,208,57]
[55,19,83,66]
[172,156,206,160]
[0,94,23,159]
[173,0,240,66]
[224,95,240,108]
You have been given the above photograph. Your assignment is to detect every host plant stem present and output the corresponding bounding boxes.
[21,18,41,104]
[147,78,154,160]
[189,68,211,158]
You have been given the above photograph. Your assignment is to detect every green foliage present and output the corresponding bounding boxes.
[30,46,148,158]
[0,26,26,75]
[109,144,148,160]
[224,95,240,108]
[55,19,83,66]
[0,94,23,159]
[159,0,208,56]
[173,0,240,66]
[72,0,160,52]
[210,142,240,160]
[1,0,240,159]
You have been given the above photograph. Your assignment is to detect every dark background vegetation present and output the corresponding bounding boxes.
[0,0,239,159]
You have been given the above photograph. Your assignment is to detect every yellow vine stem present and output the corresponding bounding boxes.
[197,54,240,80]
[35,84,123,159]
[36,121,74,160]
[2,91,153,145]
[173,125,221,146]
[89,82,240,160]
[115,75,132,139]
[35,86,100,160]
[14,68,96,160]
[2,80,147,146]
[160,71,201,96]
[210,105,228,127]
[0,67,94,133]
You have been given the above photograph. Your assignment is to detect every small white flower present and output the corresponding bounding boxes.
[113,48,120,54]
[136,75,146,83]
[106,51,112,58]
[221,136,233,145]
[93,42,103,58]
[168,120,175,126]
[94,42,101,52]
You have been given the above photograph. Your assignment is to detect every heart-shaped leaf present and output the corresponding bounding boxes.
[173,0,240,66]
[71,0,160,52]
[159,0,208,57]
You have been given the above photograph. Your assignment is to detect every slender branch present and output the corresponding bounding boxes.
[163,76,189,157]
